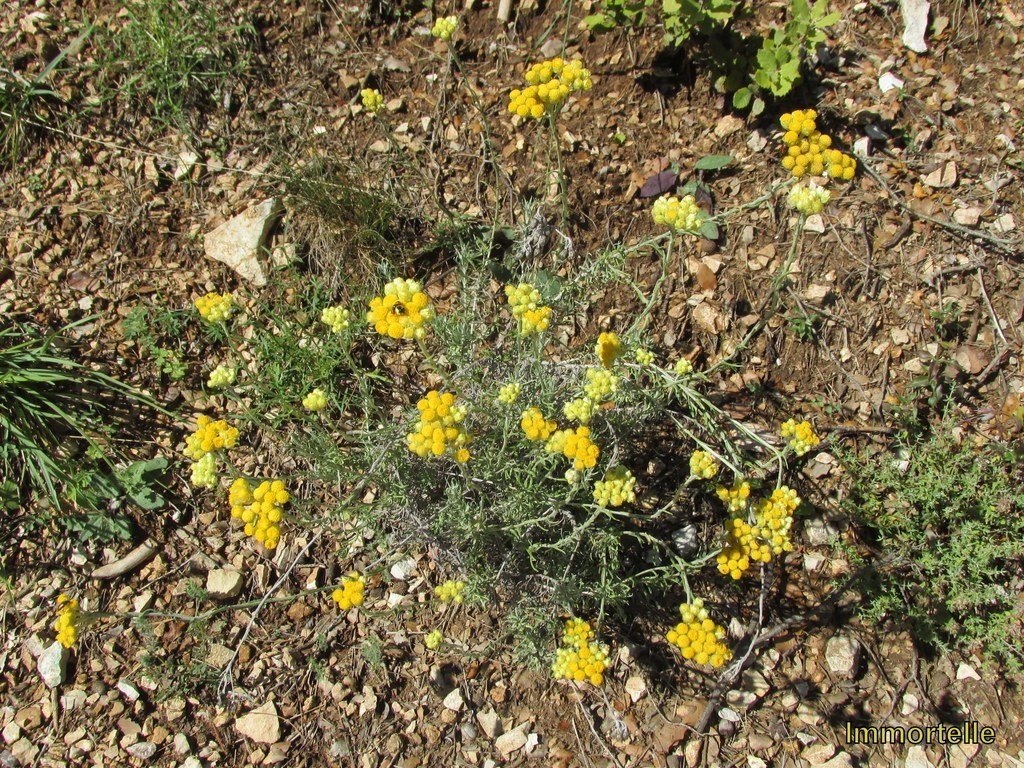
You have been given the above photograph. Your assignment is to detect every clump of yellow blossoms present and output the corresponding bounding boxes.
[781,418,821,456]
[302,388,328,412]
[207,364,236,389]
[229,478,288,550]
[195,292,234,323]
[184,416,239,461]
[361,88,384,113]
[779,109,856,180]
[434,580,466,603]
[674,358,693,376]
[595,332,622,369]
[368,278,434,340]
[552,618,610,686]
[635,348,655,366]
[508,57,593,119]
[431,15,457,40]
[652,194,703,233]
[716,479,751,513]
[788,181,831,215]
[504,283,552,336]
[425,630,444,650]
[408,390,471,461]
[583,368,618,402]
[190,453,218,489]
[548,426,600,470]
[593,465,636,507]
[497,383,522,404]
[689,450,718,480]
[333,572,366,610]
[563,397,599,425]
[521,406,557,441]
[717,485,800,579]
[666,598,731,668]
[54,595,81,648]
[321,305,351,333]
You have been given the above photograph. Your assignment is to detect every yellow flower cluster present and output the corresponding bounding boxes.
[788,181,831,215]
[504,283,552,336]
[333,572,366,610]
[425,629,444,649]
[689,450,718,480]
[54,595,81,648]
[754,486,799,556]
[321,305,351,333]
[717,485,800,579]
[408,390,470,461]
[367,278,434,340]
[595,332,622,368]
[434,580,466,603]
[652,194,702,232]
[674,358,693,376]
[548,426,600,470]
[716,479,751,513]
[551,618,609,686]
[189,453,218,489]
[229,478,288,550]
[184,416,238,489]
[184,416,239,461]
[779,110,856,180]
[635,348,655,366]
[195,292,234,323]
[593,465,636,507]
[521,406,557,441]
[497,383,522,404]
[207,364,236,389]
[666,598,731,668]
[563,397,599,425]
[361,88,384,113]
[781,418,821,456]
[431,15,457,40]
[508,57,593,119]
[583,368,617,402]
[302,388,328,412]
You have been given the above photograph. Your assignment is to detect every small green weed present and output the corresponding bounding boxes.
[0,317,160,513]
[787,309,821,342]
[106,0,252,124]
[122,304,190,381]
[0,25,92,164]
[838,419,1024,669]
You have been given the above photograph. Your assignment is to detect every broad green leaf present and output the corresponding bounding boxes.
[751,96,766,116]
[732,87,752,109]
[698,221,720,240]
[694,154,735,171]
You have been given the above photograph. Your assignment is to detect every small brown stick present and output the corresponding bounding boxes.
[91,541,158,580]
[857,158,1020,255]
[976,268,1008,347]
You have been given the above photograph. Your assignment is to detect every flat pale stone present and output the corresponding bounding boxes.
[825,633,861,678]
[494,726,527,756]
[235,701,281,744]
[38,642,67,688]
[206,568,244,599]
[204,199,281,286]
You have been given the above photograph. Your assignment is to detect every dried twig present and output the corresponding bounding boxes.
[857,157,1020,255]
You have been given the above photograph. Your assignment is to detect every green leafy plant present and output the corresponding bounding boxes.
[107,0,252,123]
[838,419,1024,669]
[0,25,93,164]
[732,0,839,114]
[0,318,157,511]
[585,0,737,49]
[122,304,190,380]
